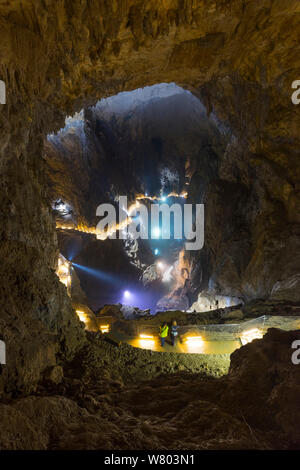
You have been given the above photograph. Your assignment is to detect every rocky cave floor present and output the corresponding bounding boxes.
[1,314,300,451]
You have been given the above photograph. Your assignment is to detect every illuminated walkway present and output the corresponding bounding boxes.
[115,334,240,355]
[56,191,188,238]
[106,315,300,355]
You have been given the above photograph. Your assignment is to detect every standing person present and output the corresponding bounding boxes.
[171,320,179,346]
[159,322,169,347]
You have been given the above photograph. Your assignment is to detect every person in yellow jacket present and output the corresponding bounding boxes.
[159,322,169,347]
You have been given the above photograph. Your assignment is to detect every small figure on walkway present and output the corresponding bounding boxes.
[171,320,179,346]
[159,322,169,347]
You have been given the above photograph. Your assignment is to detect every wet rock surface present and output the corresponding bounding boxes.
[156,292,190,312]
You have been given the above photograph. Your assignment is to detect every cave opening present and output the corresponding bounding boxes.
[46,83,230,314]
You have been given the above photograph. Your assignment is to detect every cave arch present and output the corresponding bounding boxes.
[45,83,225,312]
[0,0,299,394]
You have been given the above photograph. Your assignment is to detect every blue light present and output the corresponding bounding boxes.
[72,262,119,285]
[154,248,159,256]
[123,290,133,305]
[161,196,166,202]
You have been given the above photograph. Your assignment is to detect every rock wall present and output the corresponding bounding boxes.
[0,0,299,393]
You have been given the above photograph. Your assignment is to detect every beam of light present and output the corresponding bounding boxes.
[67,250,79,262]
[65,241,82,262]
[73,264,147,309]
[72,262,120,285]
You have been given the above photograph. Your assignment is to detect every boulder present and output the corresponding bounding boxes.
[44,365,64,385]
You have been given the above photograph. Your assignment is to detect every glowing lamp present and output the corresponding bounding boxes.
[184,335,203,352]
[157,261,165,270]
[161,196,166,202]
[154,248,159,256]
[60,265,69,275]
[100,324,110,333]
[76,310,87,323]
[139,333,155,349]
[140,334,154,339]
[124,290,131,298]
[185,336,203,344]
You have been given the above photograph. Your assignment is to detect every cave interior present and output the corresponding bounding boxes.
[0,0,300,451]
